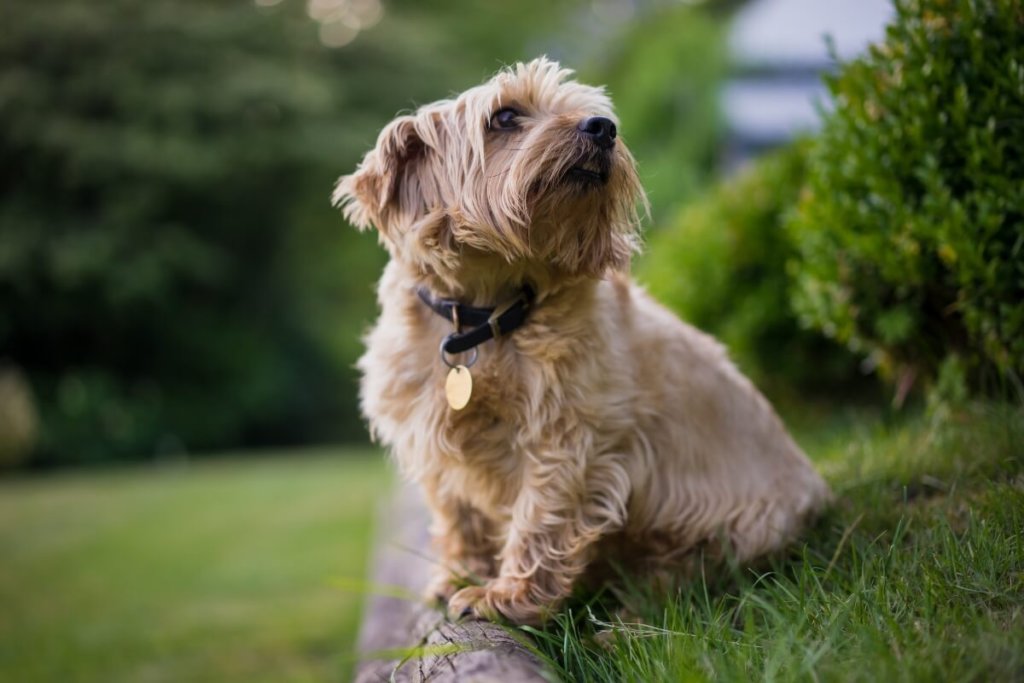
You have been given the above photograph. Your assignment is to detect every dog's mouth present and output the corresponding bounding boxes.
[566,156,610,186]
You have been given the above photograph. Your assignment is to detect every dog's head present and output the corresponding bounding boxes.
[333,58,646,288]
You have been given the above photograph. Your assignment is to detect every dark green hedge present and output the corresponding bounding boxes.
[787,0,1024,397]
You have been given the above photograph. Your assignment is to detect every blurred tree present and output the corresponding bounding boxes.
[586,3,727,222]
[0,0,583,464]
[0,0,352,463]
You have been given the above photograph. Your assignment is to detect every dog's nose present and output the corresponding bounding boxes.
[578,116,617,149]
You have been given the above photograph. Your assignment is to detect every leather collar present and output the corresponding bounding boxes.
[416,284,535,355]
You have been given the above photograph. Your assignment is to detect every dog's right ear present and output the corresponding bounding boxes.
[332,115,424,234]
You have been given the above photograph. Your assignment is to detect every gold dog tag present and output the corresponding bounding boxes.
[445,365,473,410]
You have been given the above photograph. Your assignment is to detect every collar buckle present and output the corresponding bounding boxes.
[487,290,529,339]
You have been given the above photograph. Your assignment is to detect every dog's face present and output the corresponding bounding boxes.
[334,58,645,286]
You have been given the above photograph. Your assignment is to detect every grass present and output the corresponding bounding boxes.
[0,448,390,683]
[522,403,1024,682]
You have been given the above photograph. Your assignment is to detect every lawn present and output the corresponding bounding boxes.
[0,449,391,683]
[526,403,1024,682]
[2,407,1022,683]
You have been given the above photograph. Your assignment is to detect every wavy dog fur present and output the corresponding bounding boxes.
[334,58,831,624]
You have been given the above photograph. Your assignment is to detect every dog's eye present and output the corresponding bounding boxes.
[490,108,521,130]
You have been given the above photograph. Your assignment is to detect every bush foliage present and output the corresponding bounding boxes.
[639,144,864,395]
[787,0,1024,397]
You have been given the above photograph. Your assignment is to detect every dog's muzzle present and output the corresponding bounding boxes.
[567,117,616,186]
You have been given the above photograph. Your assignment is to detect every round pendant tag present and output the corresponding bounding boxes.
[445,365,473,410]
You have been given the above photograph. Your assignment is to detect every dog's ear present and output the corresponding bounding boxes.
[332,115,424,234]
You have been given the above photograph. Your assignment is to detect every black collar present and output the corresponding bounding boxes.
[416,284,535,355]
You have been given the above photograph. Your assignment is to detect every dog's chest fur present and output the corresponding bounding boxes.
[358,262,628,516]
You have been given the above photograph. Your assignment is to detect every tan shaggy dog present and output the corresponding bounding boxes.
[334,58,831,625]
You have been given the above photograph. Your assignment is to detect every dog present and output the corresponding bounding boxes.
[334,58,831,625]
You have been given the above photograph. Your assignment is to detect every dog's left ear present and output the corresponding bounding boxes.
[332,115,425,235]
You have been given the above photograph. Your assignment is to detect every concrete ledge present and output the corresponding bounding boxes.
[354,486,550,683]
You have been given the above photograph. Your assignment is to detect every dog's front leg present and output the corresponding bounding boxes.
[447,452,628,624]
[422,487,498,604]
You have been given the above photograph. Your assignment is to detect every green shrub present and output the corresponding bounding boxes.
[639,144,864,396]
[787,0,1024,398]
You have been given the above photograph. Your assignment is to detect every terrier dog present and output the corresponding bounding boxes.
[334,58,831,625]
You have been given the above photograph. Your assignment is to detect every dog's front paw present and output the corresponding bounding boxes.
[446,579,548,625]
[446,585,490,620]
